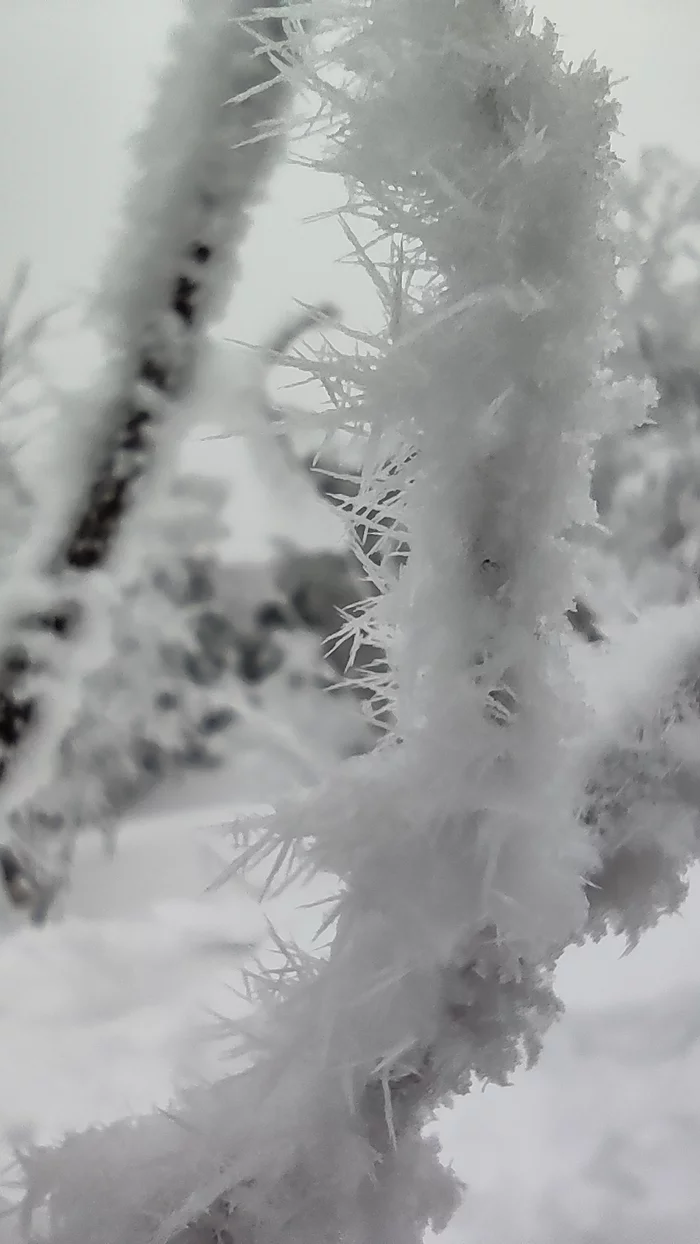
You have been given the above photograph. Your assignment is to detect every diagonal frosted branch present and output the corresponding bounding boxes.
[0,0,296,906]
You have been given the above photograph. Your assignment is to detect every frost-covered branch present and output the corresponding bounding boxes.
[0,0,298,911]
[18,3,628,1243]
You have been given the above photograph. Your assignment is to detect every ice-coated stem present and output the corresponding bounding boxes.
[15,4,626,1244]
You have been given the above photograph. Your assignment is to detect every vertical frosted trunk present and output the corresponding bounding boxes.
[16,3,625,1244]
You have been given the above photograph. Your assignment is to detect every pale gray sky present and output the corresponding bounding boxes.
[0,0,698,341]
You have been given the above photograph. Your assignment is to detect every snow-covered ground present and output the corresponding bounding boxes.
[1,731,700,1242]
[0,805,261,1144]
[439,888,700,1244]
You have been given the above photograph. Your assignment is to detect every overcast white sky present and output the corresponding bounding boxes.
[0,0,699,343]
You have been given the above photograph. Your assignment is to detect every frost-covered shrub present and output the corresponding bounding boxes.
[0,293,380,916]
[1,462,377,913]
[43,475,256,828]
[590,148,700,609]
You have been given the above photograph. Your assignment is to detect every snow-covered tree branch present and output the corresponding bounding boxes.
[12,3,668,1244]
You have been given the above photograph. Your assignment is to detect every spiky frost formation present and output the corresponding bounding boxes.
[16,4,626,1244]
[0,0,297,904]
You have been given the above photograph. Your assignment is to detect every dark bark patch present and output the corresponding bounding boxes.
[172,275,198,325]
